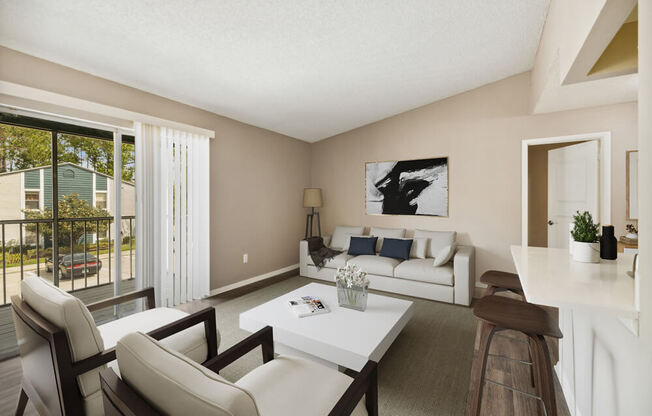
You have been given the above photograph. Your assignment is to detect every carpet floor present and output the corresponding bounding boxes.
[214,276,477,415]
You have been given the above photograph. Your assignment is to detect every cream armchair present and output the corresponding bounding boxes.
[100,327,378,416]
[11,276,219,415]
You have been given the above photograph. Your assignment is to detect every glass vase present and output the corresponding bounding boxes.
[336,280,368,311]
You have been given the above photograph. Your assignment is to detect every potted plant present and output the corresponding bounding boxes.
[570,211,600,263]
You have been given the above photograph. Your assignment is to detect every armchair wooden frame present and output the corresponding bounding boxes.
[11,287,218,416]
[100,326,378,416]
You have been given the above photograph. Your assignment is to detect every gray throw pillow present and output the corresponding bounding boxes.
[433,244,456,266]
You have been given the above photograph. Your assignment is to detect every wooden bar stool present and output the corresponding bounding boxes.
[469,295,562,416]
[480,270,525,299]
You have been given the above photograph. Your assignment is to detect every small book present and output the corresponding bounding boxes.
[288,296,329,318]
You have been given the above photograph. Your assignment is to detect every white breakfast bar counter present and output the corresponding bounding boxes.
[510,246,637,318]
[510,245,644,416]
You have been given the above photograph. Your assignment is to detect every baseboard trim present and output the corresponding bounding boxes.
[209,264,299,296]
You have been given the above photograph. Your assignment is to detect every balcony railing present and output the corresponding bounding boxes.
[0,215,135,306]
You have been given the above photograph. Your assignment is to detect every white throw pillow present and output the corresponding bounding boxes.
[414,230,457,258]
[330,226,365,250]
[433,244,457,266]
[409,238,428,259]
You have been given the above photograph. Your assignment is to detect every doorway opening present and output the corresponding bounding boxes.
[521,132,611,248]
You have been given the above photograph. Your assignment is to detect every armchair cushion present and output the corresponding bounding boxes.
[98,307,216,374]
[117,332,258,416]
[21,276,105,398]
[236,355,367,416]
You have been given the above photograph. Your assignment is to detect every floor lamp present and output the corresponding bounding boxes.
[303,188,322,239]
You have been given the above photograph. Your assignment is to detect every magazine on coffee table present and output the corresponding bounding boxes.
[288,296,330,318]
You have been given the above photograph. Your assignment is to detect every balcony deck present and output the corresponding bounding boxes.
[0,278,136,360]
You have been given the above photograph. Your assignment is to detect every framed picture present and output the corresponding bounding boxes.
[627,150,638,220]
[365,157,448,216]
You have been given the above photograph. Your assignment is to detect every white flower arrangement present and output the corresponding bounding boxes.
[334,264,370,288]
[335,264,369,311]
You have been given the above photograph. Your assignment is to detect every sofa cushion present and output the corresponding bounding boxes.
[348,236,378,256]
[307,252,354,269]
[409,237,428,259]
[98,307,213,373]
[21,276,105,400]
[433,244,457,267]
[413,230,457,258]
[379,238,412,260]
[330,226,365,250]
[369,227,406,252]
[117,332,259,416]
[236,355,367,416]
[394,259,454,286]
[347,255,401,276]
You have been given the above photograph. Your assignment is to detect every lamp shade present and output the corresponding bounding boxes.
[303,188,323,208]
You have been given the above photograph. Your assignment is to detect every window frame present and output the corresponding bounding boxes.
[24,189,41,211]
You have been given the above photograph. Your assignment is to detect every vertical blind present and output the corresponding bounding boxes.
[135,123,210,306]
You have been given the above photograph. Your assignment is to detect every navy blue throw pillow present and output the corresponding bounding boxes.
[380,238,413,260]
[348,237,378,256]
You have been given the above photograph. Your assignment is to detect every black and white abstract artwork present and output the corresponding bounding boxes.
[365,157,448,216]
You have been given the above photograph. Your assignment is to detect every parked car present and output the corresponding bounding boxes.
[45,253,103,279]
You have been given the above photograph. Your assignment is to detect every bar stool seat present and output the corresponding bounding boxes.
[473,296,562,338]
[469,295,562,416]
[480,270,525,298]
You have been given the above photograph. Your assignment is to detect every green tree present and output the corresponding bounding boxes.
[0,124,135,182]
[23,193,110,244]
[0,124,51,172]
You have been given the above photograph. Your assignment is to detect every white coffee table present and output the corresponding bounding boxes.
[239,282,414,371]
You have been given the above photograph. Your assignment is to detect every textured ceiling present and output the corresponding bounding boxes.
[0,0,550,142]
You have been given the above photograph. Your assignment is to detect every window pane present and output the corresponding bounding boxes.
[55,133,114,292]
[25,191,40,210]
[96,192,107,209]
[121,142,135,281]
[0,123,52,306]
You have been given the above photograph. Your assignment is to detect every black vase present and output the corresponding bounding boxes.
[600,225,617,260]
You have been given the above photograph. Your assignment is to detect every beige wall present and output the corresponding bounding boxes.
[638,0,652,351]
[0,46,311,290]
[527,141,585,247]
[310,72,637,283]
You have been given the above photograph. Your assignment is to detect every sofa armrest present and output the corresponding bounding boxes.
[453,245,475,306]
[300,235,331,276]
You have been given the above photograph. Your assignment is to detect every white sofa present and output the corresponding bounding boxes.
[300,226,475,306]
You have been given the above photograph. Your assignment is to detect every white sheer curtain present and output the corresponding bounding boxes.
[135,122,210,306]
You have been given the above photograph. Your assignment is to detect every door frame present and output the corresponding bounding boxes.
[521,132,611,247]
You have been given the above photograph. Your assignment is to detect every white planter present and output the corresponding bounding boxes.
[572,241,600,263]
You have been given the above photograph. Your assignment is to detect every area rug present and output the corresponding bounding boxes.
[214,276,477,415]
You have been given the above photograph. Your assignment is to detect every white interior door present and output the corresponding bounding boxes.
[547,141,600,248]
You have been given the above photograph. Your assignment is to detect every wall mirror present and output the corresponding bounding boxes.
[627,150,638,220]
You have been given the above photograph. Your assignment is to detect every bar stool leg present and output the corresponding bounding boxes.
[531,334,557,416]
[527,338,537,389]
[469,322,496,416]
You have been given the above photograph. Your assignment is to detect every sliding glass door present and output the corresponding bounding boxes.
[0,113,135,305]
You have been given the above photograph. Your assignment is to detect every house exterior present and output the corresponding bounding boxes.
[0,162,135,244]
